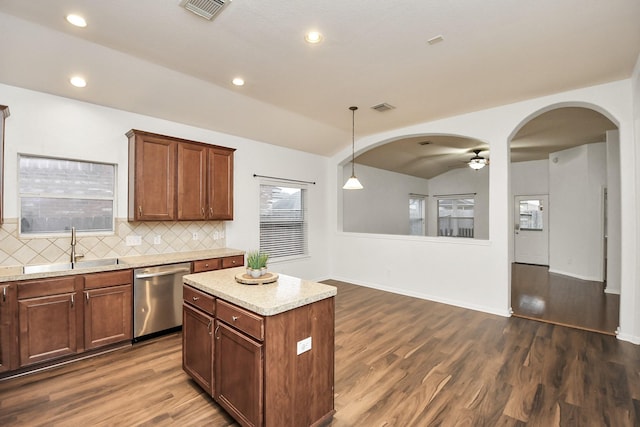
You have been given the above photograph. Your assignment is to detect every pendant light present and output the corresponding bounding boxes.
[343,106,363,190]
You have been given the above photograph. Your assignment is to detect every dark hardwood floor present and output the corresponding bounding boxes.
[511,263,620,335]
[1,280,638,426]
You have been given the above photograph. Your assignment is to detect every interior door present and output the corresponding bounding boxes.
[514,195,549,265]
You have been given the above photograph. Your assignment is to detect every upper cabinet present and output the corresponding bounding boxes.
[0,105,9,224]
[127,130,235,221]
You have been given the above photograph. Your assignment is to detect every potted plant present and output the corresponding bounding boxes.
[246,250,269,278]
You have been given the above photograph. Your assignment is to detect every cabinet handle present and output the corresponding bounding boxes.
[70,294,75,307]
[192,296,199,301]
[2,286,6,302]
[207,319,212,335]
[204,263,209,268]
[138,206,142,216]
[209,207,213,216]
[201,207,205,217]
[232,315,239,322]
[85,292,89,303]
[231,260,237,265]
[214,323,220,340]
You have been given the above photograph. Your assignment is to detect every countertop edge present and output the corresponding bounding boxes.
[184,270,337,316]
[0,248,244,283]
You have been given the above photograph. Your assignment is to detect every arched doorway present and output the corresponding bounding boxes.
[509,105,620,334]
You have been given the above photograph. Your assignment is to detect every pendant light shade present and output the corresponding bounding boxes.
[343,106,363,190]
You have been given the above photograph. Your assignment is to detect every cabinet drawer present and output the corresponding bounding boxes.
[193,258,222,273]
[183,285,215,315]
[216,299,263,341]
[84,269,132,289]
[17,276,78,299]
[221,255,243,269]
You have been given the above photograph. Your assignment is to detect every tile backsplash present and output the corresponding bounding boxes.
[0,218,227,267]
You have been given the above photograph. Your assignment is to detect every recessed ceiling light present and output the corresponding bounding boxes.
[66,14,87,28]
[232,77,245,86]
[305,31,323,44]
[70,76,87,88]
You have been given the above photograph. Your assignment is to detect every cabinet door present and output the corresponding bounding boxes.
[84,284,132,350]
[18,293,77,367]
[130,132,176,221]
[215,320,263,427]
[178,143,207,220]
[0,284,15,373]
[183,303,214,395]
[208,148,234,220]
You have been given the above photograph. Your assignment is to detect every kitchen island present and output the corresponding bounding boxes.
[182,267,337,427]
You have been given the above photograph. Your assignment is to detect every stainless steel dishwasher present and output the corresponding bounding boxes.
[133,262,192,340]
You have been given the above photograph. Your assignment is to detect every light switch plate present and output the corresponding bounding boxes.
[297,337,312,355]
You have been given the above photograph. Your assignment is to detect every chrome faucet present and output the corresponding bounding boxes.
[70,227,84,263]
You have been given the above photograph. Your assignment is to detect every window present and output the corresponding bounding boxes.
[519,199,543,230]
[259,183,308,259]
[437,197,474,237]
[19,155,115,235]
[409,194,426,236]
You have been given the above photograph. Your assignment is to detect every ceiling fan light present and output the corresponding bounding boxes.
[343,175,363,190]
[468,158,486,170]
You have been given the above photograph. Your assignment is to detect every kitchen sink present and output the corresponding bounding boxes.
[73,258,119,269]
[23,258,119,274]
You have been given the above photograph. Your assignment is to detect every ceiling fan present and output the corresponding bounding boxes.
[468,149,489,170]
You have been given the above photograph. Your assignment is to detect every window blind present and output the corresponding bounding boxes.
[259,183,308,259]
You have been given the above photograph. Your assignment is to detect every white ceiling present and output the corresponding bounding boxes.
[0,0,638,158]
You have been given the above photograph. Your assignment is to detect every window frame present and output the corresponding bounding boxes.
[436,195,475,238]
[258,180,309,262]
[18,154,117,237]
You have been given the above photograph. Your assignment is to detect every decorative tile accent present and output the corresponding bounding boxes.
[0,218,227,267]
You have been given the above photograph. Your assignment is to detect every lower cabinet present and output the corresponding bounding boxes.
[83,270,132,350]
[215,320,264,427]
[182,302,214,395]
[17,276,81,367]
[0,283,16,372]
[183,284,335,427]
[14,270,133,369]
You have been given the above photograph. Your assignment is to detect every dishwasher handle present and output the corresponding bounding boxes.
[135,267,191,279]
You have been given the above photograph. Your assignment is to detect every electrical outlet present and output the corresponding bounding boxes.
[126,235,142,246]
[220,230,225,239]
[213,231,219,240]
[296,337,312,355]
[153,235,162,245]
[192,232,199,241]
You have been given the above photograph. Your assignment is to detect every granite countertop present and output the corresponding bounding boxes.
[0,248,244,283]
[183,266,337,316]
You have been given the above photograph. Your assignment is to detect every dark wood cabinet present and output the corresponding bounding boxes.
[178,142,207,220]
[208,147,234,220]
[193,255,244,273]
[127,129,235,222]
[183,285,215,395]
[183,302,214,395]
[83,270,133,350]
[127,130,177,221]
[0,283,16,372]
[17,276,82,367]
[215,320,263,427]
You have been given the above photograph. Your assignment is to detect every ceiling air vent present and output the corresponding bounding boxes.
[179,0,226,20]
[371,102,396,112]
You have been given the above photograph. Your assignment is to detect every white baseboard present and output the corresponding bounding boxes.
[547,268,602,282]
[617,332,640,345]
[331,275,511,318]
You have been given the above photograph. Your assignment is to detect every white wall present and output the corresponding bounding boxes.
[549,143,606,281]
[606,130,621,294]
[342,164,429,234]
[329,79,638,343]
[427,166,489,239]
[511,160,549,196]
[0,83,331,281]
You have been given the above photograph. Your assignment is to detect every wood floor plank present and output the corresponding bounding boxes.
[1,280,639,426]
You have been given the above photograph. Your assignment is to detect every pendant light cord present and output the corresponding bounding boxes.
[350,106,358,175]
